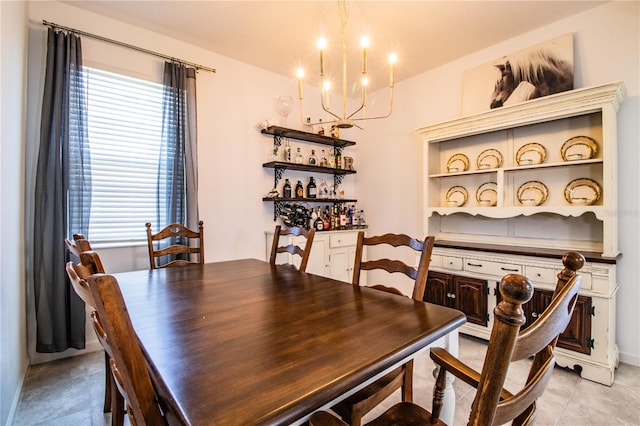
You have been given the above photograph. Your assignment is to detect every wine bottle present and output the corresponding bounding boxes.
[283,179,292,198]
[295,180,304,198]
[307,177,317,199]
[308,149,317,165]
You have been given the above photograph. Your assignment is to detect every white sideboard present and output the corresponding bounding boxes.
[416,82,626,386]
[265,229,364,283]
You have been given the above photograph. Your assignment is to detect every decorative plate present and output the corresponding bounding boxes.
[476,182,498,207]
[446,153,469,173]
[561,136,599,161]
[517,181,549,206]
[476,149,503,170]
[516,143,547,166]
[445,186,468,207]
[564,178,601,205]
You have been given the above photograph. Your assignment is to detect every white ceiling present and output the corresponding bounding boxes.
[62,1,607,91]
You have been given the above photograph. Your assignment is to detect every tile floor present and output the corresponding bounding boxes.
[11,336,640,425]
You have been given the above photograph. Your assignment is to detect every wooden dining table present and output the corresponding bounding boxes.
[113,258,466,425]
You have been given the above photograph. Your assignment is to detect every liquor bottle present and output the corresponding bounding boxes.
[323,208,330,230]
[319,149,328,167]
[309,208,318,229]
[346,205,353,227]
[295,180,304,198]
[307,177,317,199]
[335,151,342,169]
[317,118,324,135]
[359,209,366,226]
[283,179,292,198]
[295,147,304,164]
[339,206,347,228]
[308,149,317,165]
[282,139,292,162]
[314,215,324,231]
[318,178,329,199]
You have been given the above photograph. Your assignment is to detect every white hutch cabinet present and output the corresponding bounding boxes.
[416,81,626,385]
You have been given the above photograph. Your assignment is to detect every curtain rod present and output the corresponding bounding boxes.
[42,20,216,74]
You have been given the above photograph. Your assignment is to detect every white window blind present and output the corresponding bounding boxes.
[85,67,165,245]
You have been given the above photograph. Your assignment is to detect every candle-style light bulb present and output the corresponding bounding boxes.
[317,37,327,76]
[323,80,331,109]
[296,68,304,100]
[360,36,370,74]
[388,53,397,87]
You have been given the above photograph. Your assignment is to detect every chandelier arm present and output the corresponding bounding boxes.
[350,88,394,122]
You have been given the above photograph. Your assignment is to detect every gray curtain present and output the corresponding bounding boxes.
[157,62,198,253]
[33,28,91,352]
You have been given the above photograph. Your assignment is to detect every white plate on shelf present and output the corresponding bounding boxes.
[516,143,547,166]
[564,178,601,205]
[476,182,498,206]
[446,153,469,173]
[445,186,468,207]
[517,181,548,206]
[476,149,503,170]
[561,136,599,161]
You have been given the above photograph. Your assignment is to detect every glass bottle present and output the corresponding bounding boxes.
[295,147,304,164]
[283,178,292,198]
[318,178,329,199]
[295,180,304,198]
[314,208,324,231]
[307,177,317,199]
[282,139,292,162]
[319,149,328,167]
[308,149,317,165]
[317,118,324,135]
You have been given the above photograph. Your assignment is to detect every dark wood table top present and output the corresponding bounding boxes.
[114,258,466,425]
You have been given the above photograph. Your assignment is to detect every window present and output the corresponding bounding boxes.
[85,67,165,245]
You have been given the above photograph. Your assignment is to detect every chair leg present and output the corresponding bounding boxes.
[111,381,125,426]
[103,351,112,413]
[430,366,447,423]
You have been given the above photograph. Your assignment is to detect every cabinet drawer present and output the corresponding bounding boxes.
[329,233,358,248]
[463,259,522,277]
[524,266,558,285]
[441,256,463,271]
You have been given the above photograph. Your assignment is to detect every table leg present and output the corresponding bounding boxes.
[431,328,458,424]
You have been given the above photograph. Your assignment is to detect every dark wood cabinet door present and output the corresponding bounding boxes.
[453,276,488,326]
[425,271,453,307]
[537,290,593,355]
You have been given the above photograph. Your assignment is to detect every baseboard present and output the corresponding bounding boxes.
[619,351,640,367]
[29,339,103,365]
[5,362,28,426]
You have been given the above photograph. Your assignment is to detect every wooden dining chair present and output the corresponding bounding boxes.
[269,225,316,272]
[313,251,584,426]
[330,232,435,426]
[145,220,204,269]
[65,260,125,426]
[85,273,166,426]
[65,236,120,424]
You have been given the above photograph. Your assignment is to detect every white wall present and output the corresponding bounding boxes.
[359,1,640,365]
[0,1,29,424]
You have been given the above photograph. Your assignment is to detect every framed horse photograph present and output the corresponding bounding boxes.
[461,33,574,115]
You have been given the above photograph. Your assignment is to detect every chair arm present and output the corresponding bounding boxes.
[430,347,482,389]
[430,347,514,400]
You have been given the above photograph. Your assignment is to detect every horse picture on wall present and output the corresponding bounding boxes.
[461,34,574,115]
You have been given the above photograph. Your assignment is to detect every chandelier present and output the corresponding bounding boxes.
[296,0,396,129]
